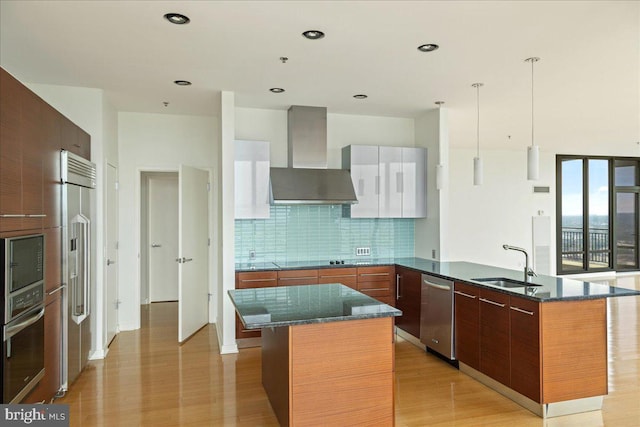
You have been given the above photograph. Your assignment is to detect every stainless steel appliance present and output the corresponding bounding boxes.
[1,234,46,403]
[420,273,455,360]
[61,150,96,387]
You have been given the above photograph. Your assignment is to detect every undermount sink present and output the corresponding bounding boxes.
[472,277,542,288]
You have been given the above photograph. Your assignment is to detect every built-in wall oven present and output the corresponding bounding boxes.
[1,234,46,403]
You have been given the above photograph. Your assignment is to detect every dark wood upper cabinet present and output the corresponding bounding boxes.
[1,67,90,232]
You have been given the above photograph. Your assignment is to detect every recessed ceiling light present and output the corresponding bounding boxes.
[417,44,439,52]
[302,30,325,40]
[174,80,192,86]
[164,13,190,25]
[270,88,285,93]
[353,94,368,99]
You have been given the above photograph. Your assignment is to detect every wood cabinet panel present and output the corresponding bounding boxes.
[0,68,25,232]
[235,271,277,339]
[24,295,61,403]
[318,267,357,289]
[479,288,510,386]
[541,299,607,403]
[20,87,44,230]
[277,269,318,286]
[61,119,90,160]
[510,295,541,402]
[357,265,395,304]
[395,267,421,338]
[42,104,62,228]
[454,282,480,370]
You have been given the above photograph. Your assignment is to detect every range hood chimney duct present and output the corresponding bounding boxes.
[270,106,358,205]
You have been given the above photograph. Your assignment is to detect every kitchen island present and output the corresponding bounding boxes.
[228,283,402,427]
[235,258,640,418]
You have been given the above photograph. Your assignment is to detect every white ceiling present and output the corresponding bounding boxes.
[1,1,638,149]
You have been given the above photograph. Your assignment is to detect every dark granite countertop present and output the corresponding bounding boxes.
[228,283,402,329]
[235,257,640,302]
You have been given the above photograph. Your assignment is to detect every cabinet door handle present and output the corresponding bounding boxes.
[454,290,476,299]
[396,274,401,299]
[241,278,276,283]
[360,273,389,277]
[26,214,47,218]
[510,306,534,316]
[479,297,505,308]
[0,214,26,218]
[279,276,316,281]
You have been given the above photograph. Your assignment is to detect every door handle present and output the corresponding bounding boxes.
[151,244,162,248]
[107,259,116,266]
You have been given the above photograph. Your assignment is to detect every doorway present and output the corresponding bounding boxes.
[141,172,179,304]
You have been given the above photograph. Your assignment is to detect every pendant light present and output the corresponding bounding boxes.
[472,83,484,186]
[525,57,540,180]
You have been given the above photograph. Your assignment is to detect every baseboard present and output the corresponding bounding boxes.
[89,347,108,360]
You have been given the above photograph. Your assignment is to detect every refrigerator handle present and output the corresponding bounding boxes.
[71,214,90,324]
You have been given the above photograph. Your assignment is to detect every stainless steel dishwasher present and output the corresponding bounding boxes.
[420,273,455,360]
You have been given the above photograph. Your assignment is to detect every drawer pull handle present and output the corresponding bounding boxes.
[510,306,534,316]
[320,275,356,279]
[454,290,476,299]
[0,214,26,218]
[360,273,389,277]
[241,278,276,282]
[48,285,66,296]
[279,276,316,280]
[26,214,47,218]
[479,297,505,308]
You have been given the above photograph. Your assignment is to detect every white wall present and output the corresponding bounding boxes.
[117,112,217,331]
[446,148,556,272]
[414,108,450,261]
[25,83,118,358]
[235,107,415,169]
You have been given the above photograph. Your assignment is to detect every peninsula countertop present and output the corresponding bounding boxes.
[235,257,640,302]
[228,283,402,329]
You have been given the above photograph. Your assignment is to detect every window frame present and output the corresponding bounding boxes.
[556,154,640,275]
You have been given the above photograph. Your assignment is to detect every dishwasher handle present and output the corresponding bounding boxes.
[423,280,451,291]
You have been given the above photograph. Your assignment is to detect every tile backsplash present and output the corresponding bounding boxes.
[235,205,414,263]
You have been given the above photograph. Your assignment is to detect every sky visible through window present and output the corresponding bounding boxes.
[562,159,609,220]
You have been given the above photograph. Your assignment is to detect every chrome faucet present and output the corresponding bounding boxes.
[502,244,537,283]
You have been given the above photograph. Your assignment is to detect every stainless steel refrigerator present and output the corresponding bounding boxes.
[61,150,96,387]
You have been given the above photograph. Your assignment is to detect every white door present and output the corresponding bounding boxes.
[148,174,179,302]
[105,163,119,346]
[178,165,209,343]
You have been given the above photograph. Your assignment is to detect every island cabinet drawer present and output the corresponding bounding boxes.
[318,268,357,289]
[454,282,480,370]
[277,269,319,286]
[509,295,541,403]
[236,271,278,289]
[479,288,511,387]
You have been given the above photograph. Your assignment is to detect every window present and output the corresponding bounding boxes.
[556,155,640,274]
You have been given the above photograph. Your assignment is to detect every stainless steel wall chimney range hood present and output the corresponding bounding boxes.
[270,106,358,205]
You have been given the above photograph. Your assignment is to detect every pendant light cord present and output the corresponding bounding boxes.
[526,57,540,149]
[476,84,480,157]
[472,83,483,157]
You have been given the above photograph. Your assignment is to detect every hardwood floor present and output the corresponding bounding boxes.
[58,275,640,426]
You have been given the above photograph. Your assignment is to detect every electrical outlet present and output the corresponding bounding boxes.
[432,249,436,259]
[249,250,256,260]
[355,247,371,256]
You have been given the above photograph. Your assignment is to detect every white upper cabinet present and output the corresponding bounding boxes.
[234,140,270,219]
[342,145,427,218]
[379,146,403,218]
[342,145,379,218]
